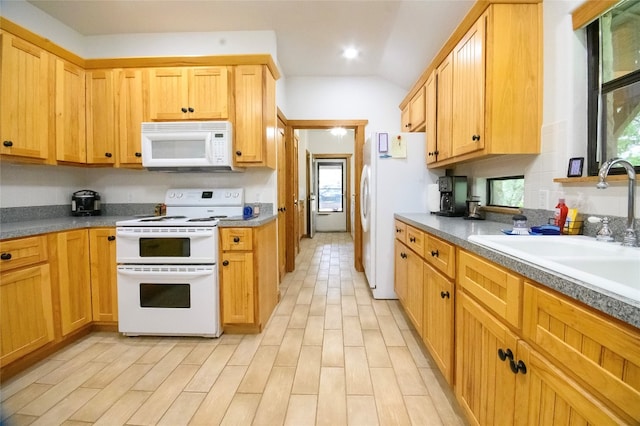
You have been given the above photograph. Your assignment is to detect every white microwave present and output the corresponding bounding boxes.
[141,121,242,172]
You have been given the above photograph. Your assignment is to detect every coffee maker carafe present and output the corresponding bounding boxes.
[435,176,467,217]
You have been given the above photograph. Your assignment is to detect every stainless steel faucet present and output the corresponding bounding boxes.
[597,158,637,247]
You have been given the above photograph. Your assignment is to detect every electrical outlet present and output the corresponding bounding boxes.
[538,189,549,210]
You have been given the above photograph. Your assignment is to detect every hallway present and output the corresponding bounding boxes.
[1,232,464,425]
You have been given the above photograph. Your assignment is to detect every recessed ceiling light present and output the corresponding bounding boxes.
[343,47,359,60]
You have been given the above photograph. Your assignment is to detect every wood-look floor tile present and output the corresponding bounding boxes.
[157,391,206,426]
[404,395,443,426]
[354,288,372,306]
[182,340,220,366]
[6,413,37,425]
[362,330,391,368]
[326,287,342,304]
[309,295,327,316]
[370,368,411,426]
[275,293,298,317]
[418,368,464,425]
[1,360,63,402]
[317,367,347,426]
[130,345,193,391]
[388,347,428,396]
[313,280,328,295]
[344,346,373,396]
[180,345,237,392]
[1,383,51,418]
[219,393,261,426]
[341,295,359,317]
[252,366,296,426]
[321,329,344,367]
[19,362,107,417]
[261,315,290,346]
[388,301,411,331]
[288,303,311,329]
[324,304,343,330]
[401,330,433,369]
[302,315,325,346]
[284,394,317,426]
[82,345,149,389]
[372,300,393,317]
[93,390,151,426]
[236,346,279,393]
[127,364,199,425]
[275,328,304,367]
[347,395,379,426]
[37,343,111,385]
[291,345,322,394]
[378,316,406,347]
[296,287,315,305]
[342,316,364,347]
[29,387,99,426]
[70,363,152,423]
[47,335,103,361]
[189,365,247,425]
[340,281,355,296]
[226,334,263,366]
[135,340,177,364]
[358,305,379,330]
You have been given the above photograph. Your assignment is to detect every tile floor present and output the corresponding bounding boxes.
[0,232,465,425]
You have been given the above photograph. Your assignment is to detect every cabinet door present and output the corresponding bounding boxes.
[117,69,145,165]
[435,53,453,162]
[0,33,50,161]
[405,250,424,334]
[452,13,485,157]
[394,239,408,304]
[55,59,86,163]
[148,68,189,120]
[188,67,229,120]
[456,291,518,426]
[515,341,626,426]
[55,230,92,335]
[401,104,411,132]
[221,251,255,324]
[0,235,48,273]
[0,264,54,366]
[425,72,437,164]
[89,228,118,322]
[409,86,426,131]
[234,65,265,165]
[423,263,454,384]
[86,70,115,164]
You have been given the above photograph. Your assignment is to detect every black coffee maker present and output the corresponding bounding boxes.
[435,176,467,217]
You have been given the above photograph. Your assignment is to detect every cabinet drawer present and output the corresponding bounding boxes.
[220,228,253,251]
[523,282,640,423]
[458,249,522,328]
[405,225,425,255]
[425,234,455,278]
[0,235,48,273]
[394,220,407,244]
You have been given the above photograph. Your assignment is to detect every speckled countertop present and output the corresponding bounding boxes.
[0,213,277,240]
[395,212,640,330]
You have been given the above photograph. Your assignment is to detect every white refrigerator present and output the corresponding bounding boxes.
[360,131,435,299]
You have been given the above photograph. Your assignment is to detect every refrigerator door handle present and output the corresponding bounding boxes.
[360,165,370,232]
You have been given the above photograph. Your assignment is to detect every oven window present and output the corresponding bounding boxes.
[139,238,191,257]
[140,283,191,308]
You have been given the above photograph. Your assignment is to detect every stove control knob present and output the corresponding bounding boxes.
[168,192,175,198]
[176,193,183,198]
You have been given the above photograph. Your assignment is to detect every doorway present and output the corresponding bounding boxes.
[314,156,350,232]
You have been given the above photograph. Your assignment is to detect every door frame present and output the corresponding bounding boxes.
[286,119,367,273]
[313,154,352,233]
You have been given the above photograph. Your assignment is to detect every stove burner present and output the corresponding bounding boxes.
[139,215,187,222]
[187,216,227,222]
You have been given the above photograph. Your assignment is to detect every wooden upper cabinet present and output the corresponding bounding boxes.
[425,71,437,164]
[452,12,486,157]
[0,33,50,162]
[402,86,426,132]
[116,69,146,166]
[234,64,276,168]
[436,54,454,163]
[55,58,86,163]
[148,66,229,121]
[86,70,115,164]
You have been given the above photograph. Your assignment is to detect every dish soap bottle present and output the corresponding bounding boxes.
[554,198,569,233]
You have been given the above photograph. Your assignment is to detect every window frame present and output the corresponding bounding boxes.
[586,12,640,176]
[486,175,525,209]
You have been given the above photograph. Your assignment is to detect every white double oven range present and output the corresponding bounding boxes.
[115,188,244,338]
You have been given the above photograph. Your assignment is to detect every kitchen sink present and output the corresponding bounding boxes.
[467,235,640,302]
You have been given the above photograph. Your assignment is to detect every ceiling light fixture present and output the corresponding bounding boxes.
[330,127,347,137]
[343,47,359,60]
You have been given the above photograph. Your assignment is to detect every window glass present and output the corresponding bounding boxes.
[587,0,640,175]
[487,176,524,208]
[317,162,344,212]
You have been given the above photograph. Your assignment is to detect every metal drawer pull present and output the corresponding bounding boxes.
[1,253,12,260]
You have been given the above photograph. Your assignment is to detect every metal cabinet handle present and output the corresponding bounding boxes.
[188,107,194,113]
[107,236,115,241]
[222,260,229,266]
[1,253,12,260]
[135,152,142,157]
[430,250,439,257]
[235,151,242,156]
[3,140,13,147]
[440,291,450,299]
[509,359,527,375]
[498,348,513,362]
[472,134,481,141]
[181,107,188,113]
[105,152,112,158]
[233,236,240,243]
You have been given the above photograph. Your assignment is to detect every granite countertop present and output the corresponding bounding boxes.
[0,213,277,240]
[395,212,640,330]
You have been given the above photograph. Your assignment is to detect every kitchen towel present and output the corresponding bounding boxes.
[428,184,440,213]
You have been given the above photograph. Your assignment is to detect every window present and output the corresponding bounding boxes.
[586,0,640,176]
[317,162,344,212]
[486,176,524,208]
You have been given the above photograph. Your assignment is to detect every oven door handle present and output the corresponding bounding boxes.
[117,267,215,278]
[116,230,216,238]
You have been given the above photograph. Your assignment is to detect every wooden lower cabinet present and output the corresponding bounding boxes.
[219,221,278,333]
[51,230,92,336]
[89,228,118,323]
[394,239,423,334]
[422,263,454,384]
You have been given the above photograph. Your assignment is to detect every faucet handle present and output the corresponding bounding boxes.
[588,216,605,224]
[589,216,615,242]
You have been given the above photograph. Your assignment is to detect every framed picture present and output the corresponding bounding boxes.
[567,157,584,177]
[378,132,389,153]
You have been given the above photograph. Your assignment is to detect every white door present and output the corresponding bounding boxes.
[315,158,347,232]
